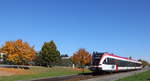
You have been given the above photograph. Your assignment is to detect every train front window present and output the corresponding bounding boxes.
[103,58,116,65]
[92,53,103,66]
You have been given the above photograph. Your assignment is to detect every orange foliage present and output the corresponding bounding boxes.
[72,49,91,66]
[1,39,36,65]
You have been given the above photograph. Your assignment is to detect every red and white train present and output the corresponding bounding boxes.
[89,52,142,72]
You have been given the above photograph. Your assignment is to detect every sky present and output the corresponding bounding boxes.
[0,0,150,62]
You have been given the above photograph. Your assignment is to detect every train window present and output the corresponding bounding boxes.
[118,60,123,67]
[106,58,108,62]
[128,62,132,67]
[135,63,140,67]
[103,58,116,65]
[127,62,141,67]
[103,58,141,67]
[117,60,129,67]
[110,58,116,64]
[103,58,107,64]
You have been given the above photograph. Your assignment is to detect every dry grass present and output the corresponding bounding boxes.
[0,66,91,81]
[0,67,89,76]
[0,68,33,76]
[72,67,90,72]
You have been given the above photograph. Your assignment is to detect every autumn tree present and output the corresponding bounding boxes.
[39,40,61,67]
[72,49,91,67]
[1,39,36,65]
[138,59,149,68]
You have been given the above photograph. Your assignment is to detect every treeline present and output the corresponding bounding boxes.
[138,59,150,68]
[0,39,92,67]
[0,39,149,68]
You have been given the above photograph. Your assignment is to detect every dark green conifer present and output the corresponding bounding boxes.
[40,40,60,67]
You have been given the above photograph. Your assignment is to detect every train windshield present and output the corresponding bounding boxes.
[92,53,104,66]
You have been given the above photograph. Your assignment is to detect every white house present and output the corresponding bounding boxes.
[0,53,5,62]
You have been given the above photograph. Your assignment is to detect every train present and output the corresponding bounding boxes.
[89,52,142,72]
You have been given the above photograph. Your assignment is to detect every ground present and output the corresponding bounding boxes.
[0,66,91,81]
[116,70,150,81]
[80,69,149,81]
[1,66,149,81]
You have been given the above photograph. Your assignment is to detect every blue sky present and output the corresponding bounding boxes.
[0,0,150,62]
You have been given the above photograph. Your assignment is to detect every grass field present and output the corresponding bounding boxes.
[116,70,150,81]
[0,66,91,81]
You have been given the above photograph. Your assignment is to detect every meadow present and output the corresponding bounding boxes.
[0,66,91,81]
[116,70,150,81]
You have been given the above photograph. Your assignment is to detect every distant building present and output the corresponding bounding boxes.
[61,54,70,59]
[61,57,70,60]
[0,53,5,62]
[59,54,72,67]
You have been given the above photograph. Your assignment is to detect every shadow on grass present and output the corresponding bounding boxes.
[147,78,150,81]
[78,71,108,76]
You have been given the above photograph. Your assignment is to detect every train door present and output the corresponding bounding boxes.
[115,59,119,72]
[116,63,118,72]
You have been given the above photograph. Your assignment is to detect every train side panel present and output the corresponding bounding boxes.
[89,53,142,72]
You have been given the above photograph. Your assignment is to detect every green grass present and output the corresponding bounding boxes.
[0,66,91,81]
[116,70,150,81]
